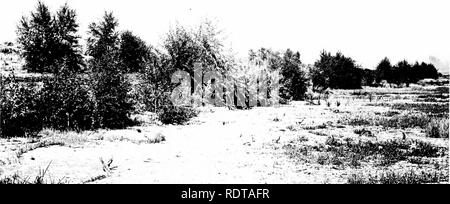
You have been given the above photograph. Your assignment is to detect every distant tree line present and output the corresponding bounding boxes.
[375,57,439,86]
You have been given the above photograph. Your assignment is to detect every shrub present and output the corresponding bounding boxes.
[387,112,430,129]
[158,104,198,125]
[86,12,135,129]
[40,68,95,131]
[1,80,43,137]
[426,118,449,138]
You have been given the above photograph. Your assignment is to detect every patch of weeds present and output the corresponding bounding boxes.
[347,169,449,184]
[354,128,375,137]
[303,123,328,130]
[308,130,328,137]
[0,162,67,184]
[384,111,400,117]
[340,111,432,129]
[426,118,449,138]
[100,157,117,175]
[284,135,447,168]
[297,136,309,143]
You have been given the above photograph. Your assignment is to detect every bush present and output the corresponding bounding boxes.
[40,69,95,131]
[158,104,198,125]
[1,80,43,137]
[426,118,449,138]
[387,112,430,129]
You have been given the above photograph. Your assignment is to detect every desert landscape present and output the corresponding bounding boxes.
[1,1,449,185]
[1,83,448,184]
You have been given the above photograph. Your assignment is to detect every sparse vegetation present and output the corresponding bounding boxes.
[426,118,449,138]
[347,169,448,184]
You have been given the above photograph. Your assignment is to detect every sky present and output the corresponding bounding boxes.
[0,0,449,72]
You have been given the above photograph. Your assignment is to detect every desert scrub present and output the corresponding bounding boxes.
[347,169,449,184]
[339,111,431,129]
[0,79,44,137]
[283,136,447,167]
[426,118,449,138]
[158,105,199,125]
[368,102,449,117]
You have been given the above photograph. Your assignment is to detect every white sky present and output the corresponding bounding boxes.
[1,0,449,72]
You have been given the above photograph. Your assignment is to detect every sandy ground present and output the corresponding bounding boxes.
[0,96,448,184]
[0,102,357,184]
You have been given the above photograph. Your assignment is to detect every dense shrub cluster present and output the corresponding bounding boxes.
[426,118,449,138]
[0,79,43,137]
[40,68,94,131]
[158,103,199,125]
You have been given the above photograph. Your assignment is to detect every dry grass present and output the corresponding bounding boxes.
[347,169,449,184]
[426,118,449,138]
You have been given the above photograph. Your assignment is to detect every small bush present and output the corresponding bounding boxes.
[426,118,449,138]
[158,105,198,125]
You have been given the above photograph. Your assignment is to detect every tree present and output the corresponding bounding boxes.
[312,50,362,90]
[280,49,309,100]
[138,48,177,112]
[119,31,149,73]
[376,57,393,83]
[361,69,376,86]
[392,60,412,85]
[86,12,120,63]
[17,1,56,73]
[87,12,133,129]
[53,3,84,72]
[164,20,228,94]
[17,2,83,73]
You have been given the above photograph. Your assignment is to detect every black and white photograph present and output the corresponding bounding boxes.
[0,0,449,188]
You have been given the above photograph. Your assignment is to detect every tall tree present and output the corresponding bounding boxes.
[280,49,308,100]
[17,2,83,73]
[119,31,149,73]
[312,50,362,90]
[17,1,56,73]
[86,12,120,64]
[164,20,228,94]
[376,57,393,83]
[392,60,412,85]
[87,12,133,129]
[54,3,84,72]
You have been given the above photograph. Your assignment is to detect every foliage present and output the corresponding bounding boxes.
[158,101,199,125]
[87,12,133,129]
[0,77,43,137]
[312,50,362,90]
[426,117,449,138]
[376,57,439,85]
[17,2,84,73]
[40,64,94,131]
[119,31,150,73]
[279,49,309,100]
